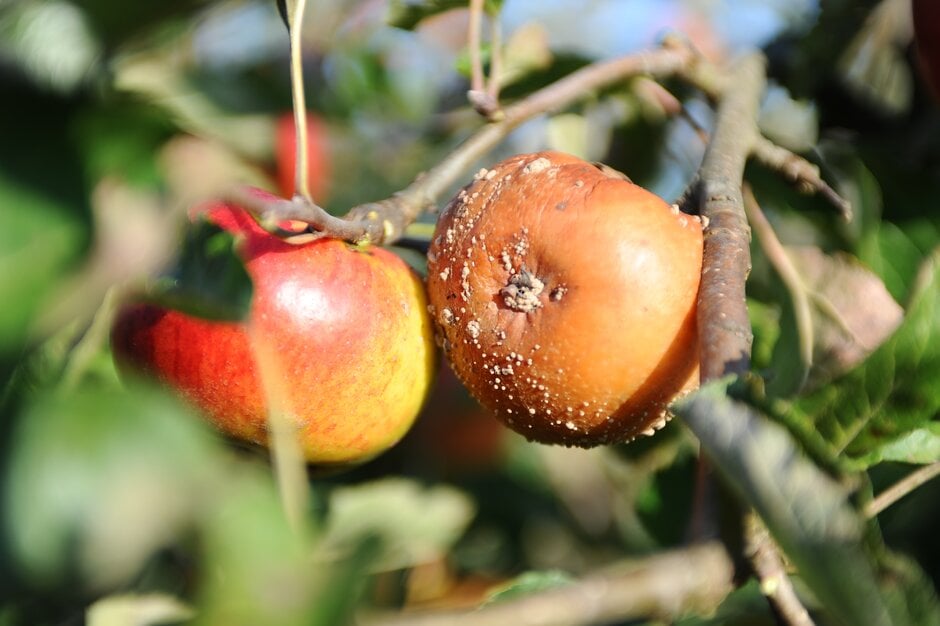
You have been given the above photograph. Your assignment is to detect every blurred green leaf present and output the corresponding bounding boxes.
[789,247,940,469]
[0,74,92,354]
[0,0,102,94]
[4,383,221,590]
[78,0,206,49]
[146,219,253,322]
[819,139,883,248]
[838,0,913,116]
[387,0,503,31]
[676,382,900,626]
[86,593,194,626]
[482,570,573,605]
[74,98,177,188]
[308,534,382,626]
[879,550,940,626]
[319,478,475,571]
[198,466,317,626]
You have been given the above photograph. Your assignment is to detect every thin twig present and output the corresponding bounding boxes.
[669,35,852,221]
[468,0,485,95]
[486,10,503,111]
[743,185,814,388]
[467,0,502,119]
[359,543,733,626]
[236,43,695,245]
[752,137,852,221]
[288,0,312,201]
[745,513,817,626]
[866,461,940,518]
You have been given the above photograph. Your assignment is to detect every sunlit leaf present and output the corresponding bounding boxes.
[319,479,475,571]
[482,570,573,606]
[865,424,940,465]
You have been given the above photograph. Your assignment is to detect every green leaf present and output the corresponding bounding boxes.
[858,220,927,304]
[482,570,574,606]
[307,535,382,626]
[864,424,940,465]
[789,247,940,468]
[74,99,177,189]
[675,580,776,626]
[819,139,883,248]
[198,466,318,626]
[0,74,92,354]
[146,219,253,322]
[318,478,475,571]
[387,0,504,31]
[4,383,222,590]
[675,382,897,626]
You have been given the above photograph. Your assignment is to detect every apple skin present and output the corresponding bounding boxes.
[913,0,940,102]
[426,151,702,447]
[275,112,331,202]
[111,189,436,465]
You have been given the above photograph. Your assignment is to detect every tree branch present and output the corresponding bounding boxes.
[865,461,940,518]
[358,542,732,626]
[684,53,818,626]
[751,137,853,221]
[235,43,695,245]
[745,513,817,626]
[694,52,764,381]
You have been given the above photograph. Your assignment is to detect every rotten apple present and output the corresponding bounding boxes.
[426,151,703,447]
[112,189,436,465]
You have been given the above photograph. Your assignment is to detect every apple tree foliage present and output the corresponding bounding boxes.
[1,1,940,625]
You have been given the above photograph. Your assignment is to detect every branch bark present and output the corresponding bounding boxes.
[694,53,764,381]
[359,542,733,626]
[685,54,818,626]
[744,513,816,626]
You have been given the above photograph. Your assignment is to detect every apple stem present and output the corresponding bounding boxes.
[289,0,312,202]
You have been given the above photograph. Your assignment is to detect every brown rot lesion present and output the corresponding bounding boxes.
[500,266,545,312]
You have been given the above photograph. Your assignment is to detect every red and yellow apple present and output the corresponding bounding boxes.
[111,189,436,465]
[426,151,702,447]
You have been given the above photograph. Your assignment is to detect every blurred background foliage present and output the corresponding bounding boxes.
[1,0,939,624]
